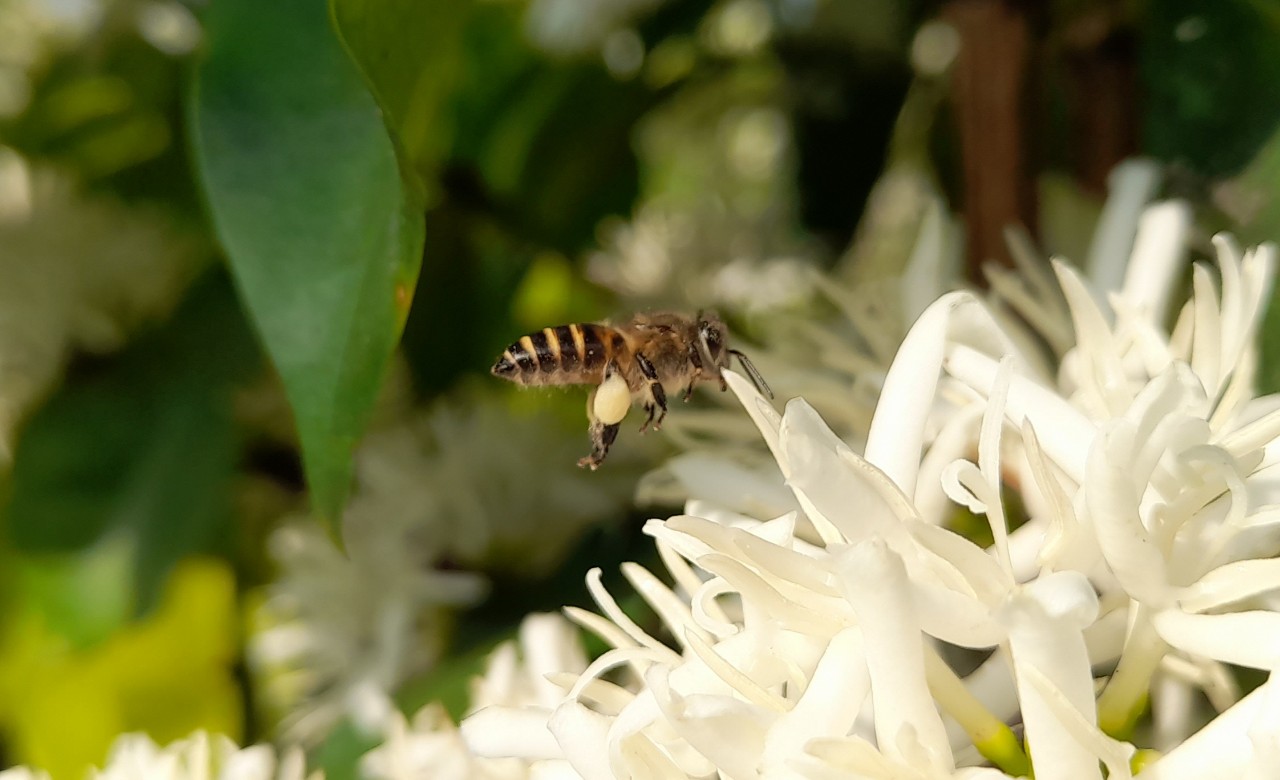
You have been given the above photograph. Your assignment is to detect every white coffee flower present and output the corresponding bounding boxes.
[366,613,588,780]
[0,768,50,780]
[0,731,323,780]
[250,515,487,744]
[250,384,646,745]
[459,200,1280,777]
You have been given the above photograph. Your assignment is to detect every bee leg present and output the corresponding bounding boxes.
[578,419,620,470]
[685,343,703,401]
[635,354,667,432]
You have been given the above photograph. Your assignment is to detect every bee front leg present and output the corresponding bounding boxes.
[684,343,703,401]
[635,354,667,432]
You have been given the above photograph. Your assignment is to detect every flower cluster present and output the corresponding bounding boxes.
[0,731,317,780]
[455,198,1280,778]
[249,388,642,744]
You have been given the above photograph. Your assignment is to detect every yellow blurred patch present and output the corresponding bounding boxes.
[0,558,241,779]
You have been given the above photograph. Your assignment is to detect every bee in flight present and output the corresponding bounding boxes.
[491,311,772,469]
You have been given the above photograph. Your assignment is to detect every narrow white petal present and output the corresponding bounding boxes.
[836,539,954,773]
[867,291,1022,493]
[664,452,798,520]
[646,663,772,777]
[519,614,587,707]
[901,199,959,325]
[1189,265,1223,393]
[563,606,636,652]
[1138,680,1271,779]
[1086,422,1174,606]
[1180,559,1280,613]
[946,344,1096,483]
[1153,609,1280,669]
[621,562,707,650]
[584,568,675,659]
[765,628,870,765]
[1120,201,1191,326]
[1086,158,1161,293]
[724,371,786,475]
[1000,571,1102,780]
[461,706,562,760]
[1244,675,1280,780]
[781,399,913,545]
[1020,663,1136,779]
[546,702,616,780]
[1055,260,1130,414]
[977,356,1015,576]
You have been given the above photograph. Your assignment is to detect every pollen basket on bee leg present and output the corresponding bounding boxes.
[593,372,633,425]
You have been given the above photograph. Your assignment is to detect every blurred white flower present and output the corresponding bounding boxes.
[0,768,50,780]
[0,152,202,465]
[89,731,320,780]
[250,514,487,746]
[459,195,1280,776]
[362,704,527,780]
[251,389,641,745]
[0,731,320,780]
[524,0,662,57]
[365,613,587,780]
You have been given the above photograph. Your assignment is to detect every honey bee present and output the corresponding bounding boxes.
[491,311,772,469]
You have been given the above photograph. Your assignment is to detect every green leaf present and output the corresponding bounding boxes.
[189,0,425,525]
[3,272,258,622]
[1142,0,1280,176]
[331,0,469,190]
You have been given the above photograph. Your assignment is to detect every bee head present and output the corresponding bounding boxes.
[695,311,730,368]
[697,310,773,399]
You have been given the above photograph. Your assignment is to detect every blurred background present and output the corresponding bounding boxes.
[1,0,1280,776]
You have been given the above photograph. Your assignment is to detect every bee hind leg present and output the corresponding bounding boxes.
[578,419,620,470]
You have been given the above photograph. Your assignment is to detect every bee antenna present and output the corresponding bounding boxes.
[728,349,773,399]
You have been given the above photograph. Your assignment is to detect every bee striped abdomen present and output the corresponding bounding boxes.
[554,325,580,370]
[491,323,620,385]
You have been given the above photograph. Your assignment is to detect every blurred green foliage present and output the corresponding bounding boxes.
[5,273,257,621]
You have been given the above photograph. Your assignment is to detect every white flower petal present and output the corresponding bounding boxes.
[867,291,1023,494]
[462,707,562,761]
[1000,571,1102,780]
[945,343,1096,483]
[724,371,786,473]
[836,539,954,773]
[1119,200,1191,328]
[1086,158,1161,293]
[1138,678,1274,780]
[764,628,870,766]
[1179,558,1280,613]
[545,702,614,780]
[1153,609,1280,669]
